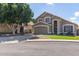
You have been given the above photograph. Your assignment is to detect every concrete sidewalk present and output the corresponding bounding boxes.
[26,39,79,43]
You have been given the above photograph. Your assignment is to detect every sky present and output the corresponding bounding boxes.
[29,3,79,25]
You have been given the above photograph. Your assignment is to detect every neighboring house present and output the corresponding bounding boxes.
[33,12,79,35]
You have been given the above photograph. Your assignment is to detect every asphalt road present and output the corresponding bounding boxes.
[0,41,79,56]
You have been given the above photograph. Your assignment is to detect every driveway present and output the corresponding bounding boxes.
[0,34,34,42]
[0,41,79,56]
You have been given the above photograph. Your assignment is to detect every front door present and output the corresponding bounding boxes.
[54,21,57,34]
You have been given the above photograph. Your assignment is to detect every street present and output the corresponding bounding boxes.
[0,41,79,56]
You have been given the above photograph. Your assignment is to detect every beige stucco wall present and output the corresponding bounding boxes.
[0,24,12,33]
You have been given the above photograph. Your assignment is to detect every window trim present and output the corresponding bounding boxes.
[63,24,74,33]
[38,18,43,22]
[44,16,51,23]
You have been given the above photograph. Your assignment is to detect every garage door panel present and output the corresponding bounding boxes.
[34,26,48,34]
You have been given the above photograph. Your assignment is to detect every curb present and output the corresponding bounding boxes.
[26,39,79,43]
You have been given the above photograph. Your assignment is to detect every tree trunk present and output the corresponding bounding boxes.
[19,23,24,35]
[6,24,14,34]
[12,24,16,35]
[7,23,25,35]
[7,24,17,35]
[7,24,20,35]
[17,24,20,34]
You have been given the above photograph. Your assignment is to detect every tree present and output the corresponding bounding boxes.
[0,3,34,34]
[31,18,36,23]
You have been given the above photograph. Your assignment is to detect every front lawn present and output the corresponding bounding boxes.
[38,35,79,40]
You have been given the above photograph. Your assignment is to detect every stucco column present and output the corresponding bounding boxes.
[57,20,61,34]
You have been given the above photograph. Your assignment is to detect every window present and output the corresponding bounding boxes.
[38,18,42,22]
[45,17,51,24]
[64,25,73,32]
[54,21,57,34]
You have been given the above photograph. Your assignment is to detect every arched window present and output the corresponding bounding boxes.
[64,25,73,32]
[63,24,74,33]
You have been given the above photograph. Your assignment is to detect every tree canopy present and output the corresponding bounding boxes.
[0,3,34,24]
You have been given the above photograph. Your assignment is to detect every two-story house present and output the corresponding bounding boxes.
[33,12,78,35]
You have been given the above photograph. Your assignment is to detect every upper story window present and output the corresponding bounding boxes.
[38,18,43,22]
[45,17,52,24]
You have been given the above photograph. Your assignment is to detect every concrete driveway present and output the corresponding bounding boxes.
[0,41,79,56]
[0,34,34,42]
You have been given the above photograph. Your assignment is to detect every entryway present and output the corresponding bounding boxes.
[54,21,57,34]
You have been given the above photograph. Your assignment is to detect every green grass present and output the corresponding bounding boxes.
[44,35,79,40]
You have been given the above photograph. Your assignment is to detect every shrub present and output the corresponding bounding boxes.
[65,32,74,36]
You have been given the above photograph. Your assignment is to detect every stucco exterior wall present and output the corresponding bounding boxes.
[0,24,12,33]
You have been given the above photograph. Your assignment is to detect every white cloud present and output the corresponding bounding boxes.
[69,17,79,25]
[69,17,77,21]
[75,11,79,17]
[69,17,77,23]
[68,11,79,24]
[47,3,54,5]
[46,3,54,6]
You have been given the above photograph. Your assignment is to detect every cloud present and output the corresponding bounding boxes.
[46,3,54,6]
[69,17,77,21]
[47,3,54,5]
[69,15,79,24]
[69,17,77,23]
[75,11,79,17]
[68,11,79,24]
[69,17,79,25]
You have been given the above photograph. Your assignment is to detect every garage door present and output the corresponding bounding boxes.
[34,26,48,34]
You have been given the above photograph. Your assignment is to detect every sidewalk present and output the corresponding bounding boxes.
[26,39,79,43]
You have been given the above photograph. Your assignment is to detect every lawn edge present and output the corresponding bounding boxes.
[26,39,79,43]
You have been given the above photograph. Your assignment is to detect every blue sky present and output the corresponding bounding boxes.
[29,3,79,25]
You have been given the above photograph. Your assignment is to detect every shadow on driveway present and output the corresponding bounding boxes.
[0,34,38,43]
